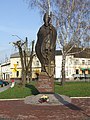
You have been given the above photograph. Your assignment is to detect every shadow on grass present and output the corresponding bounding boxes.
[25,84,39,95]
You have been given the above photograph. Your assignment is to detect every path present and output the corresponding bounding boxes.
[0,83,11,93]
[0,98,89,120]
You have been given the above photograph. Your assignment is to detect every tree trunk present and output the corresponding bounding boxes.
[19,47,27,87]
[13,39,34,86]
[61,54,66,86]
[22,70,27,87]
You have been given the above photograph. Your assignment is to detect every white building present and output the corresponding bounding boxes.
[1,61,10,80]
[55,52,75,79]
[55,48,90,80]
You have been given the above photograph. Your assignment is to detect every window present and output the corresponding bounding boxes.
[88,60,90,65]
[16,71,19,77]
[75,60,79,65]
[88,70,90,74]
[82,70,85,74]
[36,60,39,66]
[76,69,79,74]
[82,60,85,65]
[17,61,19,65]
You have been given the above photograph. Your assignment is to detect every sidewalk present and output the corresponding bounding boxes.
[0,83,11,93]
[0,98,89,120]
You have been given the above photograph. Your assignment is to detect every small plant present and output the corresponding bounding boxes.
[38,95,49,103]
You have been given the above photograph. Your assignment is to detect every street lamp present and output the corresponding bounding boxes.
[12,35,24,42]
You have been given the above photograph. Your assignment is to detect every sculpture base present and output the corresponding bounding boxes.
[24,94,71,106]
[37,72,54,93]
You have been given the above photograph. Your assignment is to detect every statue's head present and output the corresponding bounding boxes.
[43,12,51,26]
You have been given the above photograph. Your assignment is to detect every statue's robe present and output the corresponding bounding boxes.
[35,24,57,72]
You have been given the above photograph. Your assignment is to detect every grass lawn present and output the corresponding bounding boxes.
[0,81,90,99]
[0,83,39,99]
[55,81,90,97]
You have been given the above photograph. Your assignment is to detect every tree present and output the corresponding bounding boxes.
[12,37,35,86]
[25,0,90,85]
[54,0,90,85]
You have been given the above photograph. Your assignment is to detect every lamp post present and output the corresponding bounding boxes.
[12,35,24,41]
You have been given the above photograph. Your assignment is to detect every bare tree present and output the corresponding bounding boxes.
[25,0,90,85]
[53,0,89,85]
[12,37,35,86]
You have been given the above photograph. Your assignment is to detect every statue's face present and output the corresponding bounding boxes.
[43,13,50,26]
[44,15,49,26]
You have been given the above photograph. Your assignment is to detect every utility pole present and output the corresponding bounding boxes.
[29,40,35,81]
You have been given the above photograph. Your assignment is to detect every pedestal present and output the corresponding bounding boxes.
[37,72,54,93]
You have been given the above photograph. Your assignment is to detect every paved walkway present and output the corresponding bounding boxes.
[0,98,89,120]
[0,83,11,93]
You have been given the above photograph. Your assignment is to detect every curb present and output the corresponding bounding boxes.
[0,98,25,101]
[70,97,90,99]
[0,97,90,101]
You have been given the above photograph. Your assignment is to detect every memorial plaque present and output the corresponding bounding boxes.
[37,72,54,93]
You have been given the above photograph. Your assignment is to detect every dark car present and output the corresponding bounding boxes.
[0,80,9,87]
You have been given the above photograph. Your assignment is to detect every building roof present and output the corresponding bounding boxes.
[55,50,62,55]
[10,50,62,58]
[10,51,31,58]
[1,62,10,67]
[69,48,90,58]
[10,52,20,58]
[55,48,90,58]
[10,48,90,59]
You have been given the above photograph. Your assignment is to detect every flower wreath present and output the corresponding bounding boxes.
[38,95,49,103]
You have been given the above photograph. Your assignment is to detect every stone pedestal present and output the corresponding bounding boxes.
[37,72,54,93]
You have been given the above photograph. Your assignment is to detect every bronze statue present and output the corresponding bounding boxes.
[35,12,57,77]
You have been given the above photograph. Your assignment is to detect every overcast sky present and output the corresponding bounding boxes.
[0,0,42,62]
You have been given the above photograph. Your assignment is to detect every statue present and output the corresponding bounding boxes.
[35,12,57,77]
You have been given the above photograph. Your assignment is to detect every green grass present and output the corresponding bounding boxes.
[55,81,90,97]
[0,81,90,99]
[0,83,39,99]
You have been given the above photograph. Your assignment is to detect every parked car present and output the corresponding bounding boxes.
[0,80,9,87]
[73,74,90,80]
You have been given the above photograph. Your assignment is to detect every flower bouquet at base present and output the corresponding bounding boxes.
[38,95,49,103]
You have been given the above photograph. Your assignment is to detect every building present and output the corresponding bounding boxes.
[55,48,90,80]
[10,52,41,81]
[0,48,90,81]
[0,61,10,80]
[10,52,22,80]
[55,51,74,79]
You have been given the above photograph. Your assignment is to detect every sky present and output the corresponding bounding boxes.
[0,0,42,62]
